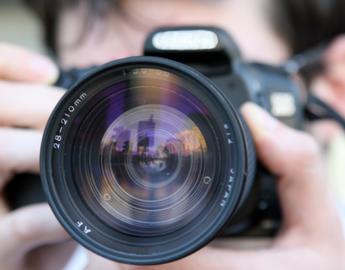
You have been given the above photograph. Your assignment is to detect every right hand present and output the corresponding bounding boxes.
[86,103,345,270]
[0,43,74,270]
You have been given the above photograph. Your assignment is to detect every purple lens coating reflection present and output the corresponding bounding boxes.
[96,105,209,235]
[73,68,219,236]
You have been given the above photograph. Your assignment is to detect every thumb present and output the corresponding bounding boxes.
[0,204,69,256]
[0,43,58,84]
[240,103,340,235]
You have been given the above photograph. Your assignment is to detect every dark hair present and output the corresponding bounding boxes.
[272,0,345,53]
[23,0,345,55]
[23,0,118,53]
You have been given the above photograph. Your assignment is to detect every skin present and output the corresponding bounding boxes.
[0,44,73,270]
[58,0,289,68]
[0,0,344,269]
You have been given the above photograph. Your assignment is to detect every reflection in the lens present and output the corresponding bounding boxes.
[70,68,221,237]
[95,105,209,235]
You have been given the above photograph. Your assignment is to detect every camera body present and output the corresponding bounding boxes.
[7,27,304,264]
[55,27,303,238]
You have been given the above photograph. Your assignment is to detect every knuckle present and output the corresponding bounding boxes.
[295,132,320,161]
[8,210,41,242]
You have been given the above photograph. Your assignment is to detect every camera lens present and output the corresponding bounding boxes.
[41,57,255,265]
[91,104,212,236]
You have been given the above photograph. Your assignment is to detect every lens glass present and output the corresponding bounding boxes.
[99,105,209,235]
[68,68,220,236]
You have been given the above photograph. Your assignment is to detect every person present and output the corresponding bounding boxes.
[0,0,344,269]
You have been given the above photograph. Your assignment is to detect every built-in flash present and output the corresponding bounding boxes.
[152,30,219,51]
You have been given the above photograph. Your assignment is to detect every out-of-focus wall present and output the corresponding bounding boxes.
[0,0,45,54]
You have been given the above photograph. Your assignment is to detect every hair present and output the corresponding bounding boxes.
[23,0,345,55]
[23,0,118,53]
[272,0,345,53]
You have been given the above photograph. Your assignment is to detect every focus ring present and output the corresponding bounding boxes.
[238,116,256,206]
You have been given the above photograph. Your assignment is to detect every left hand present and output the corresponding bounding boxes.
[0,43,75,270]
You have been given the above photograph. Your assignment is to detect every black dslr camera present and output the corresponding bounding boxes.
[7,27,342,265]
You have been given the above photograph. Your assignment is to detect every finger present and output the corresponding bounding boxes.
[0,43,58,83]
[115,247,291,270]
[26,240,77,270]
[240,103,342,237]
[326,62,345,87]
[308,121,342,144]
[323,35,345,88]
[0,81,63,129]
[158,247,329,270]
[313,76,345,118]
[0,128,41,188]
[164,248,262,270]
[325,35,345,62]
[0,204,69,256]
[85,251,119,270]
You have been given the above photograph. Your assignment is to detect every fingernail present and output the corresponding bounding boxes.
[29,56,59,84]
[240,102,279,140]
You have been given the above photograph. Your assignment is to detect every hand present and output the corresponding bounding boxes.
[0,43,74,270]
[86,103,345,270]
[311,35,345,143]
[318,35,345,117]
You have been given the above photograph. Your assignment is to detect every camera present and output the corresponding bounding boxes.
[9,27,305,265]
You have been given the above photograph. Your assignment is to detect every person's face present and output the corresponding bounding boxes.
[58,0,290,68]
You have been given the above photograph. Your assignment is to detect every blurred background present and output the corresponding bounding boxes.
[0,0,45,54]
[0,0,344,206]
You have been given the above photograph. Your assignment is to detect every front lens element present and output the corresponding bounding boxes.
[77,99,215,236]
[42,58,248,264]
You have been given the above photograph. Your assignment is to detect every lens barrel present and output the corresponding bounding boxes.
[41,57,255,265]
